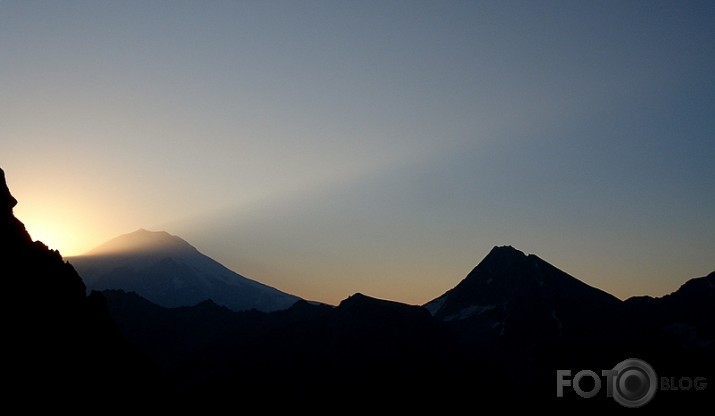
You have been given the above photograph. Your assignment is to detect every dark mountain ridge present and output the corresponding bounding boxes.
[3,165,712,409]
[100,264,713,407]
[1,167,149,405]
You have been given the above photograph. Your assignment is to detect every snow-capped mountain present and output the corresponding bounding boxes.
[68,229,300,312]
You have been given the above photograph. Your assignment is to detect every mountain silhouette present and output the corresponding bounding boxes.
[4,164,712,409]
[621,271,715,378]
[99,245,713,408]
[426,246,620,319]
[0,167,149,405]
[69,229,301,312]
[425,246,622,349]
[424,246,713,401]
[101,289,457,406]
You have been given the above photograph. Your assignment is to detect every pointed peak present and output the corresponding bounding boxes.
[338,292,372,306]
[487,245,526,257]
[471,245,562,282]
[347,292,369,300]
[337,292,421,311]
[338,292,397,308]
[481,245,553,268]
[478,245,534,269]
[492,244,520,252]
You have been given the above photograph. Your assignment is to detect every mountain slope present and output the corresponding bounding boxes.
[425,246,621,335]
[622,271,715,371]
[69,229,300,312]
[424,246,714,404]
[98,244,714,408]
[424,245,628,395]
[101,288,458,404]
[625,271,714,329]
[1,167,147,404]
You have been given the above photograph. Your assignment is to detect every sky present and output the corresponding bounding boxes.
[1,1,714,305]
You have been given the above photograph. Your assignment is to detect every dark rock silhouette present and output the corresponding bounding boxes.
[424,246,714,406]
[101,246,713,409]
[3,166,712,409]
[425,246,626,385]
[425,246,622,344]
[101,288,456,407]
[621,271,715,385]
[1,167,148,406]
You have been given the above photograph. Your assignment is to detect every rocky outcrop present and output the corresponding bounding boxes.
[1,167,147,404]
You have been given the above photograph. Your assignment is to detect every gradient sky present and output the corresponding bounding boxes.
[2,1,713,305]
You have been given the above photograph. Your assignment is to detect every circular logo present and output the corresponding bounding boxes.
[611,358,657,408]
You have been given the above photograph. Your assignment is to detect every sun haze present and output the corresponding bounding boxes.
[2,2,714,305]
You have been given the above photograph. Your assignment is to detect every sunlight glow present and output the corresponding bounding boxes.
[13,197,100,256]
[20,216,81,255]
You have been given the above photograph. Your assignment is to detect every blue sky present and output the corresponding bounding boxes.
[1,1,713,304]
